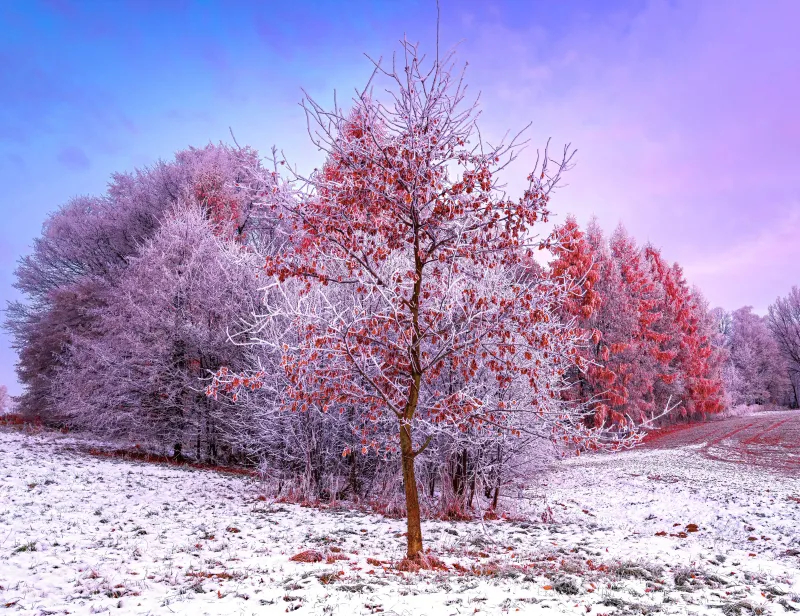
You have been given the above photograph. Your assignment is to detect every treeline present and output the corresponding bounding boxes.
[551,218,724,426]
[6,88,800,531]
[5,141,798,517]
[549,218,799,423]
[718,301,799,408]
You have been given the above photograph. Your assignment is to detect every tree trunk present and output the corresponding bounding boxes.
[491,442,502,510]
[399,419,423,559]
[399,221,425,560]
[348,452,359,500]
[452,449,468,498]
[467,467,476,509]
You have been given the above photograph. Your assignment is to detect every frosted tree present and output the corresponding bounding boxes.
[727,307,791,406]
[6,143,273,421]
[607,225,671,422]
[212,40,644,562]
[0,385,9,415]
[550,219,723,427]
[548,217,629,427]
[768,287,800,407]
[55,206,262,460]
[645,247,724,420]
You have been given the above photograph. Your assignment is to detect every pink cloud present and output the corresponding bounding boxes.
[453,0,800,311]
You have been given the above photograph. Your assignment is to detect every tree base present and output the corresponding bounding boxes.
[397,552,448,572]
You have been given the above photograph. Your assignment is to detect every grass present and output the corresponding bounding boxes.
[13,541,37,553]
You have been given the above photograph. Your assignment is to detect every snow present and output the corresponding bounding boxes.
[1,426,799,615]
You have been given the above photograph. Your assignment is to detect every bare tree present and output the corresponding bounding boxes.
[768,286,800,408]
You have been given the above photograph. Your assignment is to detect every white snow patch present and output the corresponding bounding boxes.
[1,428,799,615]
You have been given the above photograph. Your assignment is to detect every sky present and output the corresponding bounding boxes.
[1,0,798,395]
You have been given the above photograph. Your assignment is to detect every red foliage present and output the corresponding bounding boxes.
[646,247,724,419]
[194,174,243,241]
[548,221,630,427]
[210,43,594,559]
[326,553,349,564]
[289,549,324,563]
[550,216,601,320]
[550,219,725,428]
[608,226,672,422]
[396,553,449,572]
[640,422,695,444]
[0,413,32,428]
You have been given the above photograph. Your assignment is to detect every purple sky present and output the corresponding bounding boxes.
[1,0,798,395]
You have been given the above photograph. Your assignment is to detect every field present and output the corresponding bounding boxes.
[641,410,800,472]
[2,410,800,615]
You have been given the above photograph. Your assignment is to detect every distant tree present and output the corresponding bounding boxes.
[0,385,9,415]
[551,218,724,427]
[549,217,627,427]
[683,288,726,417]
[645,247,724,420]
[727,307,791,406]
[607,225,669,422]
[549,216,601,320]
[767,287,800,407]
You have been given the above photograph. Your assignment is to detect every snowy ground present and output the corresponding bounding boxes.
[1,417,800,615]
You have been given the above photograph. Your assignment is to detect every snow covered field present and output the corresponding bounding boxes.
[2,420,800,615]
